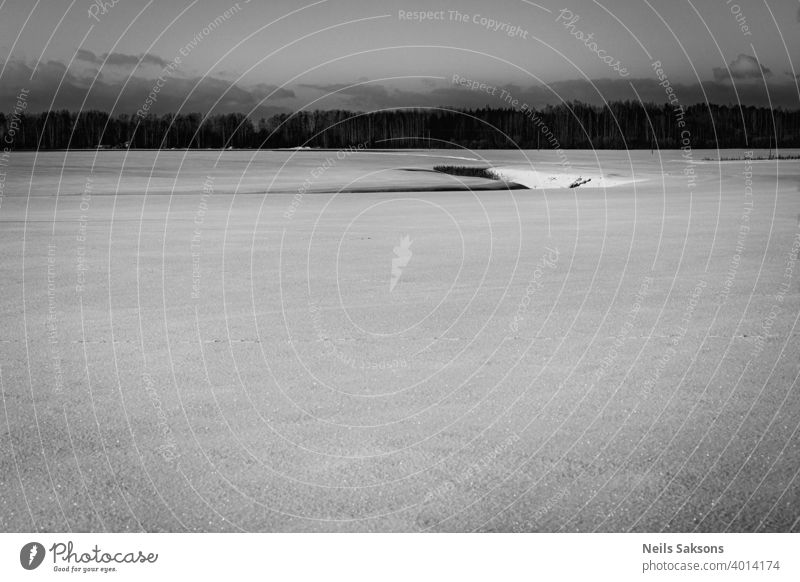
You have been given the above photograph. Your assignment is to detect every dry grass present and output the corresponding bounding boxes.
[433,165,498,180]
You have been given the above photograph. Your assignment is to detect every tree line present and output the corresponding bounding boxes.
[1,102,798,150]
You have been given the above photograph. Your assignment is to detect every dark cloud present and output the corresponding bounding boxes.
[0,59,292,118]
[76,50,168,69]
[300,76,800,111]
[102,52,169,68]
[3,57,798,119]
[300,81,398,108]
[250,83,295,101]
[713,54,772,82]
[299,82,384,96]
[298,80,486,111]
[76,49,99,64]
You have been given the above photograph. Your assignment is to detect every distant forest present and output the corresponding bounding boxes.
[2,102,799,150]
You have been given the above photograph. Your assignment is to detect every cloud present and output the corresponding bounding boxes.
[713,54,772,82]
[250,83,295,101]
[3,57,799,119]
[0,59,292,118]
[103,52,169,68]
[299,82,390,110]
[75,49,168,69]
[299,81,380,95]
[298,76,800,112]
[76,49,100,64]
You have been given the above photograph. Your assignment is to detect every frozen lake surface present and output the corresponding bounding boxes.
[1,149,799,532]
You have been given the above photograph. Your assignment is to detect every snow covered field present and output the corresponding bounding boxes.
[1,148,798,532]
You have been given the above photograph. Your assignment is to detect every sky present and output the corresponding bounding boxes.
[1,0,799,117]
